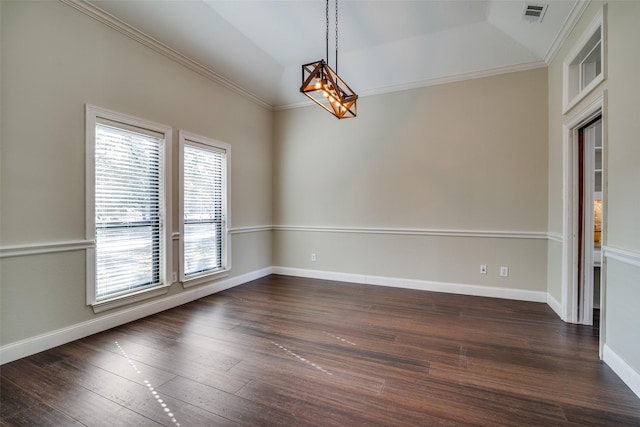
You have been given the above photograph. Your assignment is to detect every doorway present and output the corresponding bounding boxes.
[561,93,606,357]
[576,116,602,326]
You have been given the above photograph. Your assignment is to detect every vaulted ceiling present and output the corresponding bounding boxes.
[83,0,584,109]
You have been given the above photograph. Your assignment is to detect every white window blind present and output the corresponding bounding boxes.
[94,123,164,300]
[182,143,226,279]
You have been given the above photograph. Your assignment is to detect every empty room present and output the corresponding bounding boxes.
[1,0,639,425]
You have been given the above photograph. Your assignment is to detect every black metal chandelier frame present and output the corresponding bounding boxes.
[300,0,358,119]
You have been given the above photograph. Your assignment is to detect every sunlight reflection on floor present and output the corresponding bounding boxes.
[115,341,181,426]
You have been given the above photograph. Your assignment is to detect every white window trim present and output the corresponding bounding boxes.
[178,130,231,288]
[562,5,607,114]
[85,104,173,313]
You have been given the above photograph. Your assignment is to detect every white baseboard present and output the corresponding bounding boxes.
[547,293,562,318]
[603,344,640,399]
[0,267,273,365]
[0,266,572,365]
[272,266,548,303]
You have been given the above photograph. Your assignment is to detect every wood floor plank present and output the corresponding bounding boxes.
[561,403,640,426]
[2,274,640,426]
[81,327,242,373]
[234,378,459,427]
[0,376,67,422]
[156,375,301,426]
[52,340,178,388]
[78,329,250,395]
[380,376,570,426]
[1,360,163,426]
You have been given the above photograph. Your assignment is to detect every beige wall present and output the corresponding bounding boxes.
[606,1,640,251]
[274,69,549,292]
[547,0,640,377]
[545,2,610,306]
[0,1,272,345]
[604,0,640,374]
[543,0,574,304]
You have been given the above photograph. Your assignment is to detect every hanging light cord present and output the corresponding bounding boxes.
[325,0,329,65]
[324,0,339,73]
[335,0,339,74]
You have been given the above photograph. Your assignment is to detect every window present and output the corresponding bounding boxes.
[578,32,601,91]
[179,131,230,286]
[86,105,172,312]
[563,5,606,114]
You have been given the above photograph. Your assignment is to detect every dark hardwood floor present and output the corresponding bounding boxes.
[2,275,640,426]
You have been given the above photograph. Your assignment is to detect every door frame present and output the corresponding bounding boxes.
[561,92,607,356]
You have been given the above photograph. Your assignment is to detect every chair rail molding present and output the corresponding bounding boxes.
[0,240,95,258]
[273,225,548,240]
[603,246,640,268]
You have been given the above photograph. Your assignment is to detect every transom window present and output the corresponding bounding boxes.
[563,5,606,113]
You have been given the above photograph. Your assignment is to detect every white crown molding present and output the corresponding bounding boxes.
[275,60,547,111]
[604,245,640,268]
[59,0,271,111]
[0,266,273,365]
[358,61,548,99]
[603,344,640,399]
[59,0,582,113]
[0,240,95,258]
[272,266,548,303]
[544,0,591,65]
[273,225,548,240]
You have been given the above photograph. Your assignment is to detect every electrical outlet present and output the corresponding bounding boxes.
[311,253,317,262]
[480,265,487,275]
[172,272,177,283]
[500,266,509,277]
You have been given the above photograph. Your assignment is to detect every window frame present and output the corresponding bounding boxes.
[178,130,231,287]
[85,105,172,313]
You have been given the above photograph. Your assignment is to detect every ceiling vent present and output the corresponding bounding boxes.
[522,4,548,23]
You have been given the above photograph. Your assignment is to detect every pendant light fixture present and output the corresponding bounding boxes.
[300,0,358,119]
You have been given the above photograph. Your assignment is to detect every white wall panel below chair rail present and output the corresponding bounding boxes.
[0,267,273,365]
